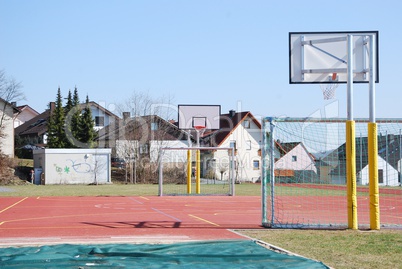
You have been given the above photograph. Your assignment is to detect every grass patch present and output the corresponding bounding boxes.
[240,229,402,269]
[0,182,394,197]
[0,183,160,197]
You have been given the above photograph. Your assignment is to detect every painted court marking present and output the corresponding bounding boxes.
[189,214,220,227]
[0,197,28,214]
[0,196,263,245]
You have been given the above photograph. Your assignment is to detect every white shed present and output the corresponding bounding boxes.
[359,156,399,186]
[33,148,112,184]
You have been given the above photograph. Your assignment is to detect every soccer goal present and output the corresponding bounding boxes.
[262,117,402,229]
[158,147,235,196]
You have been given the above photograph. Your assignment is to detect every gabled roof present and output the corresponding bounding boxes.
[96,114,192,142]
[15,110,50,136]
[88,101,120,119]
[328,134,402,174]
[277,142,300,157]
[16,104,39,115]
[203,111,261,147]
[275,141,316,162]
[15,101,121,138]
[0,97,20,114]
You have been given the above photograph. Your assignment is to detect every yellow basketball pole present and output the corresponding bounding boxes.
[346,35,358,229]
[196,149,201,194]
[187,150,192,194]
[368,123,380,229]
[368,34,380,230]
[346,120,358,229]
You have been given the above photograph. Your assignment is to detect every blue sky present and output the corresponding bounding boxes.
[1,0,400,121]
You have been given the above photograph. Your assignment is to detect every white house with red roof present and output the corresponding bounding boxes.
[202,110,262,182]
[14,104,39,128]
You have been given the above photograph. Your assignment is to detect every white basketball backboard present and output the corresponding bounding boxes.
[289,31,379,84]
[178,105,221,130]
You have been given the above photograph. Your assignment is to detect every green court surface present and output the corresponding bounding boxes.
[0,240,329,268]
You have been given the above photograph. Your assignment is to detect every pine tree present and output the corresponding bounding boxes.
[65,89,73,112]
[70,87,81,147]
[47,87,67,148]
[78,95,96,148]
[73,86,79,107]
[64,89,75,148]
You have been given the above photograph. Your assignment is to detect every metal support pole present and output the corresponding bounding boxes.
[196,149,201,194]
[347,35,354,121]
[231,147,235,196]
[368,34,380,230]
[187,150,192,194]
[269,118,276,228]
[261,119,268,226]
[346,34,358,229]
[369,35,376,123]
[158,151,163,196]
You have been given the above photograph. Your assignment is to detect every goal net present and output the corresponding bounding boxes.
[158,147,235,196]
[262,117,402,229]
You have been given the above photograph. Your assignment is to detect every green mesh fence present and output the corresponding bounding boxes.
[0,240,329,268]
[262,117,402,229]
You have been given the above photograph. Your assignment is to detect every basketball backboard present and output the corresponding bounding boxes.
[289,31,379,84]
[178,105,221,130]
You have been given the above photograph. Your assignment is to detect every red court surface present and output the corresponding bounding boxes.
[0,196,262,246]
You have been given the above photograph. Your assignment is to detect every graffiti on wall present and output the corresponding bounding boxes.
[53,155,107,176]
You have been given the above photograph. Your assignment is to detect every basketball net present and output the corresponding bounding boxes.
[194,125,206,147]
[320,73,339,100]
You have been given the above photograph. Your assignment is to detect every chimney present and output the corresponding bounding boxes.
[229,109,236,117]
[122,112,131,123]
[49,102,55,113]
[11,101,16,107]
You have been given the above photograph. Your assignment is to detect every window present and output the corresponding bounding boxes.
[246,140,251,150]
[378,169,383,184]
[292,156,297,162]
[253,160,260,170]
[230,140,236,149]
[151,122,158,131]
[95,116,105,127]
[244,120,250,129]
[140,144,149,154]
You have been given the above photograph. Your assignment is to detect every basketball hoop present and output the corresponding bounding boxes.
[320,73,339,100]
[194,125,206,147]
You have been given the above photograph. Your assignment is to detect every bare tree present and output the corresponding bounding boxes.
[0,70,24,155]
[115,91,181,183]
[0,70,24,128]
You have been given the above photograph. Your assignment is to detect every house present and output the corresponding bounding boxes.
[15,108,49,146]
[326,135,401,186]
[0,98,19,157]
[202,110,261,182]
[98,112,192,162]
[14,104,39,128]
[274,141,318,183]
[15,101,121,148]
[87,101,121,131]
